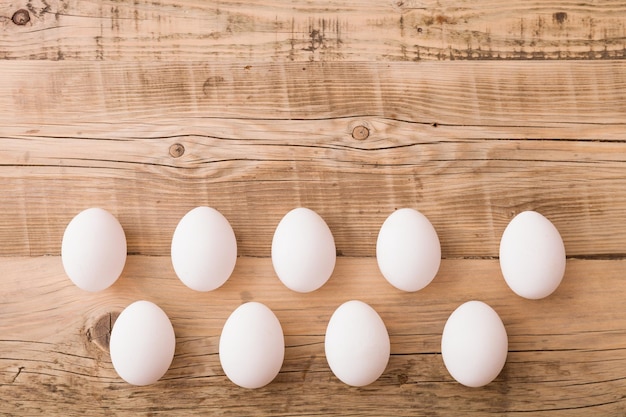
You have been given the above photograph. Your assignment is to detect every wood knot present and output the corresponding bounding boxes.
[87,312,120,352]
[352,125,370,140]
[169,143,185,158]
[203,76,225,96]
[11,9,30,25]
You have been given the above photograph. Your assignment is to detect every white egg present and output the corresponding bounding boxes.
[171,206,237,291]
[219,302,285,389]
[271,207,336,293]
[109,300,176,386]
[441,300,508,388]
[324,300,390,387]
[499,211,566,299]
[61,207,127,292]
[376,208,441,292]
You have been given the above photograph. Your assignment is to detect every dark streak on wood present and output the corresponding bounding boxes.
[11,366,25,383]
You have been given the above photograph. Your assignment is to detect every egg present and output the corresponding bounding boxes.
[376,208,441,292]
[324,300,390,386]
[109,300,176,386]
[61,207,127,292]
[219,302,284,389]
[271,207,336,293]
[171,206,237,291]
[499,211,566,299]
[441,300,508,388]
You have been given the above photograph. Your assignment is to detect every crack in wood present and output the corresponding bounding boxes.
[11,367,24,383]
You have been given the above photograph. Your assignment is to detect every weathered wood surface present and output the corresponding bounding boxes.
[1,0,626,415]
[1,257,625,416]
[1,61,626,258]
[1,0,626,61]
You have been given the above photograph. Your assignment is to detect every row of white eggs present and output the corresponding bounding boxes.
[61,206,565,388]
[109,298,507,389]
[62,206,566,299]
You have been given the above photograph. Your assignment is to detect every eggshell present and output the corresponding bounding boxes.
[441,300,508,388]
[376,208,441,292]
[61,207,127,292]
[324,300,390,386]
[499,211,566,299]
[109,300,176,386]
[271,207,336,293]
[171,206,237,291]
[219,302,285,389]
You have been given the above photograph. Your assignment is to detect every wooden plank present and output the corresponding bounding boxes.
[0,61,626,257]
[1,0,626,61]
[2,61,626,126]
[1,256,625,415]
[1,129,626,258]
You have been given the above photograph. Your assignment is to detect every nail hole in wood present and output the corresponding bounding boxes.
[11,9,30,25]
[553,12,568,25]
[169,143,185,158]
[352,125,370,140]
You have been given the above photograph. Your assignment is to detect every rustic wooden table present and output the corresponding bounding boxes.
[1,1,625,415]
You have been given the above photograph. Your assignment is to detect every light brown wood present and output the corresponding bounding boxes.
[2,61,626,126]
[1,0,626,61]
[1,0,626,414]
[1,61,626,258]
[1,257,625,416]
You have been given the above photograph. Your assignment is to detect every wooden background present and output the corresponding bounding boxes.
[1,0,625,415]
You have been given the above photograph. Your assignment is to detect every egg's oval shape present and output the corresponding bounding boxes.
[61,207,127,292]
[109,300,176,386]
[376,208,441,292]
[219,302,285,389]
[441,300,508,388]
[271,207,336,293]
[324,300,390,387]
[499,211,566,299]
[171,206,237,292]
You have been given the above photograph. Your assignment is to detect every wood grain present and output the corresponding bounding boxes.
[1,61,626,258]
[2,61,626,125]
[1,0,626,61]
[1,256,625,416]
[1,0,626,414]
